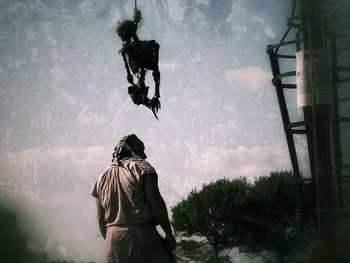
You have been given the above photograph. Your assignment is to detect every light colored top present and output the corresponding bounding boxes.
[91,157,156,227]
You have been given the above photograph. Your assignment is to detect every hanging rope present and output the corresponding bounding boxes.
[133,0,142,24]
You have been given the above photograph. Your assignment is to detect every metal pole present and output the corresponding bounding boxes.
[330,33,343,211]
[299,0,338,261]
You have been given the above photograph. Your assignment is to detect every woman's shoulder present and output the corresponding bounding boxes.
[123,157,156,175]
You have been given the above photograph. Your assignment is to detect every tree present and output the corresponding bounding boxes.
[172,171,319,263]
[0,205,35,263]
[171,178,252,263]
[0,205,97,263]
[39,252,50,263]
[174,239,213,263]
[246,171,316,263]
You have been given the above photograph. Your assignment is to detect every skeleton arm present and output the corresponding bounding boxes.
[121,48,135,85]
[152,41,160,98]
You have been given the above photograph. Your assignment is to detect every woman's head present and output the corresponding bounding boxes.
[113,134,147,162]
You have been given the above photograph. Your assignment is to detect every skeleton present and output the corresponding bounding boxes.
[116,7,161,119]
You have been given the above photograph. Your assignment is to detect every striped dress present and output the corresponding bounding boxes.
[91,157,170,263]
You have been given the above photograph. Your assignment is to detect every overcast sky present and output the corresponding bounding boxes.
[0,0,307,262]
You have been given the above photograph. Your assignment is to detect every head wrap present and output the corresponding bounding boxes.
[112,134,146,162]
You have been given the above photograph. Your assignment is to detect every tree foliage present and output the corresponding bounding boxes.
[0,204,96,263]
[171,171,317,263]
[0,205,35,263]
[174,239,214,263]
[245,171,307,262]
[171,178,251,262]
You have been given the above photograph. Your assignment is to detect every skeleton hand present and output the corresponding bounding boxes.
[151,96,161,113]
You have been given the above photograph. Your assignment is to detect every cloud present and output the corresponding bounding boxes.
[0,146,112,197]
[185,143,291,181]
[0,146,111,261]
[2,146,110,169]
[224,66,271,90]
[252,15,277,39]
[167,0,186,23]
[76,105,108,127]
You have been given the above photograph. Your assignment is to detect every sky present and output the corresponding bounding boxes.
[0,0,320,262]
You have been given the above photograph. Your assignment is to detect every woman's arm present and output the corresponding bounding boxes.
[96,199,106,239]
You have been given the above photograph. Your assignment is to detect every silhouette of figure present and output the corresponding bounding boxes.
[91,134,176,263]
[117,19,161,119]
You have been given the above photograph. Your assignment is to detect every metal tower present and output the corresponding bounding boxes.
[267,0,350,261]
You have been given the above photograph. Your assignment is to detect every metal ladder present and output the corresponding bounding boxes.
[267,0,350,218]
[266,0,314,194]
